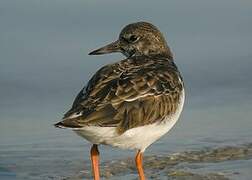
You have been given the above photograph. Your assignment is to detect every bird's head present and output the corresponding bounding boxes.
[89,22,173,59]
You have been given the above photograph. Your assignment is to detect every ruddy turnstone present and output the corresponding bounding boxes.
[55,22,185,180]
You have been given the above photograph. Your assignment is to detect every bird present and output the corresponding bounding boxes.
[55,22,185,180]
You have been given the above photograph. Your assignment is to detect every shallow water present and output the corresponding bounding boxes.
[1,139,252,179]
[1,104,252,179]
[1,0,252,179]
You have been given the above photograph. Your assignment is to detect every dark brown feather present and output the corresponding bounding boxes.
[59,55,184,134]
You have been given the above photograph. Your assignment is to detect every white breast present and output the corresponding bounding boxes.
[75,89,185,152]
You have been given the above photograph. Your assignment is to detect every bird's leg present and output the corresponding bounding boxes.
[135,150,145,180]
[90,144,100,180]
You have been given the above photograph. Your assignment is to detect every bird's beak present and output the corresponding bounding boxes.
[89,40,121,55]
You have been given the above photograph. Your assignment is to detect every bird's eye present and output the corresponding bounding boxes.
[129,35,138,42]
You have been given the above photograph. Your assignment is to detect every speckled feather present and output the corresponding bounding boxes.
[60,55,183,134]
[55,22,184,135]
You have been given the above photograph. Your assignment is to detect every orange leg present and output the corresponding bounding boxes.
[135,150,145,180]
[90,144,100,180]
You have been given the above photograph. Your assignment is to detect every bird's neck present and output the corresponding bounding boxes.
[144,47,173,60]
[127,51,173,61]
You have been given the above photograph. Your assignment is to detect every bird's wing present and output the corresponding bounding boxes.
[57,57,184,134]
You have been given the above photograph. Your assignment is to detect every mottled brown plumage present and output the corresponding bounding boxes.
[55,21,185,180]
[61,55,183,134]
[55,22,184,135]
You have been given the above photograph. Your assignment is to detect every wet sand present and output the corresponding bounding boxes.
[63,143,252,180]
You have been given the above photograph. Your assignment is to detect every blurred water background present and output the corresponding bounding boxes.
[0,0,252,179]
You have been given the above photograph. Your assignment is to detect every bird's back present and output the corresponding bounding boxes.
[56,55,184,135]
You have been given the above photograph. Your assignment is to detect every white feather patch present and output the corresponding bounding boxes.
[74,89,185,152]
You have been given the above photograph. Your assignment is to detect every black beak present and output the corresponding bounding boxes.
[89,40,121,55]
